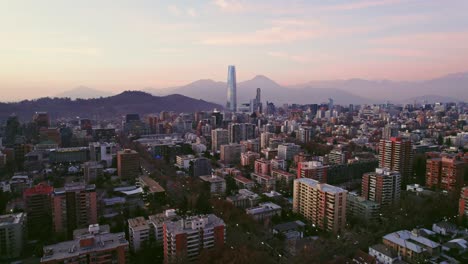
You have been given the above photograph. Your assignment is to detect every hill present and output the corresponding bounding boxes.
[0,91,222,121]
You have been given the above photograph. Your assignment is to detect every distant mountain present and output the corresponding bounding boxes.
[150,72,468,105]
[404,95,459,104]
[0,91,221,121]
[55,86,113,99]
[153,75,377,105]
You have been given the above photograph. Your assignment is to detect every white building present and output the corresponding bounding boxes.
[0,212,27,259]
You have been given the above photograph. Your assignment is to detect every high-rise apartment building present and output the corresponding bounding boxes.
[459,186,468,219]
[361,168,401,207]
[278,143,300,161]
[293,178,347,233]
[382,124,399,140]
[378,137,413,183]
[254,158,271,175]
[163,214,225,263]
[211,128,228,153]
[226,65,237,112]
[260,132,274,149]
[117,149,140,180]
[0,213,27,259]
[23,183,53,239]
[426,153,466,192]
[41,224,128,264]
[228,123,255,143]
[297,161,329,183]
[52,183,98,238]
[220,143,245,164]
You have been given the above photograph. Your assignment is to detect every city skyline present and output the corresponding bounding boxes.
[1,0,468,101]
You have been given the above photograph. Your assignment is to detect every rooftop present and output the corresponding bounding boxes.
[383,230,440,253]
[164,214,225,235]
[295,178,347,194]
[200,175,226,183]
[128,217,149,232]
[246,202,282,215]
[0,212,25,226]
[139,176,165,193]
[41,229,128,262]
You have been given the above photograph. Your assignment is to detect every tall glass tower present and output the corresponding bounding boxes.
[226,65,237,112]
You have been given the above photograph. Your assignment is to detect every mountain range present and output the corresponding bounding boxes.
[55,72,468,105]
[0,91,221,121]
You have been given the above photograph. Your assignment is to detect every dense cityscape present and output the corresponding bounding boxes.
[0,64,466,264]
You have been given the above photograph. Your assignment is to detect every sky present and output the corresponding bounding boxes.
[1,0,468,101]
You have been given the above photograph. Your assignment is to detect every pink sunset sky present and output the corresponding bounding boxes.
[1,0,468,100]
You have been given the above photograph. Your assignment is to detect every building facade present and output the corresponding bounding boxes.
[293,178,347,233]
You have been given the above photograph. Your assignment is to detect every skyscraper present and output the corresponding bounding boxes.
[226,65,237,112]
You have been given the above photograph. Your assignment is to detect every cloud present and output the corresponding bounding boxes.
[266,51,337,64]
[320,0,405,11]
[187,8,197,17]
[200,26,319,45]
[168,5,182,16]
[212,0,247,12]
[14,47,101,56]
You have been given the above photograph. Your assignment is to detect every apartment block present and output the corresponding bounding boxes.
[297,161,329,183]
[0,213,27,259]
[362,168,401,207]
[163,214,225,263]
[293,178,347,233]
[41,224,128,264]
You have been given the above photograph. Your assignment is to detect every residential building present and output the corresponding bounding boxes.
[347,193,380,222]
[226,189,260,208]
[0,213,27,259]
[297,161,329,183]
[83,161,104,183]
[23,183,53,239]
[220,143,245,164]
[328,149,349,165]
[240,151,260,167]
[193,157,212,177]
[426,153,467,192]
[278,143,300,161]
[246,202,282,221]
[41,224,128,264]
[362,168,401,207]
[52,183,98,238]
[251,172,276,191]
[368,244,399,264]
[293,178,347,233]
[254,158,271,175]
[382,229,440,262]
[271,158,286,170]
[163,214,225,263]
[378,137,413,183]
[200,175,226,195]
[89,142,118,167]
[117,149,140,180]
[459,186,468,218]
[128,217,150,252]
[234,175,255,190]
[271,169,295,191]
[211,129,228,153]
[228,123,255,143]
[175,154,195,170]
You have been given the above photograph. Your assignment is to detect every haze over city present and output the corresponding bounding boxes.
[1,0,468,101]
